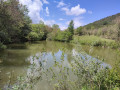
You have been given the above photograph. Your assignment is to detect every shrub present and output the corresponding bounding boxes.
[0,43,6,50]
[27,32,39,41]
[55,31,72,42]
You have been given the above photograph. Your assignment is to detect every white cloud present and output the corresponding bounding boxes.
[66,17,83,28]
[62,4,86,16]
[46,7,49,16]
[73,17,83,28]
[59,24,67,30]
[88,10,93,14]
[44,20,55,26]
[57,1,66,7]
[59,18,65,21]
[19,0,43,23]
[42,0,49,4]
[60,26,67,30]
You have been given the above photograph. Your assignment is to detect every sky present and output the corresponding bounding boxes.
[19,0,120,30]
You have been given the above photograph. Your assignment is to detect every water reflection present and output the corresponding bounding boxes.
[0,41,74,89]
[0,41,119,89]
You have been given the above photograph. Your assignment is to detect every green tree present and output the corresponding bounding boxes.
[75,26,83,35]
[52,24,60,30]
[0,0,31,43]
[68,20,74,35]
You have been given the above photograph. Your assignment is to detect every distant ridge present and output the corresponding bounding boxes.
[83,13,120,30]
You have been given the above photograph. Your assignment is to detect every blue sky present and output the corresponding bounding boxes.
[19,0,120,30]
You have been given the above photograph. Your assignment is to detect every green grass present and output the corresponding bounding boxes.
[71,35,120,48]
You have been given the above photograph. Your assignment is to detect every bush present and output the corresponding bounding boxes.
[47,30,72,42]
[27,32,39,41]
[0,43,7,50]
[55,31,72,42]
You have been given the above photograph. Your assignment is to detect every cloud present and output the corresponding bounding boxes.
[62,4,86,16]
[44,20,55,26]
[57,1,66,7]
[46,7,49,16]
[73,17,83,28]
[66,17,84,28]
[59,24,67,30]
[59,18,65,21]
[88,10,93,14]
[42,0,49,4]
[60,26,67,30]
[19,0,43,23]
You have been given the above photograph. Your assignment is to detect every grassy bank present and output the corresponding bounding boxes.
[71,35,120,48]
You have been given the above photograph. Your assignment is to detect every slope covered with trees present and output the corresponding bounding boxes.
[75,13,120,40]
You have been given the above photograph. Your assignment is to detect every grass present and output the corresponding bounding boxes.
[71,35,120,48]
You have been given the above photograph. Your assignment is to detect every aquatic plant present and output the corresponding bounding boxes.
[8,48,120,90]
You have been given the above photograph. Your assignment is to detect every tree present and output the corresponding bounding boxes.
[52,24,60,30]
[75,26,83,35]
[68,20,74,35]
[0,0,31,43]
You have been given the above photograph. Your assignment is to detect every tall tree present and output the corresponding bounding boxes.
[68,20,74,35]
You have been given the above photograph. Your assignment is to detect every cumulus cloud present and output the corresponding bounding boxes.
[19,0,43,23]
[42,0,49,4]
[57,1,66,7]
[62,4,86,16]
[46,7,49,16]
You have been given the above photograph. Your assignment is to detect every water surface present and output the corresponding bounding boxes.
[0,41,120,89]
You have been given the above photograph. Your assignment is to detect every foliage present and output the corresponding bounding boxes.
[0,0,31,44]
[52,24,60,30]
[55,31,72,42]
[75,13,120,41]
[71,35,120,48]
[27,24,44,41]
[75,26,83,35]
[27,23,55,41]
[47,20,74,42]
[9,49,120,90]
[27,32,39,41]
[0,42,6,50]
[47,30,73,42]
[68,20,74,35]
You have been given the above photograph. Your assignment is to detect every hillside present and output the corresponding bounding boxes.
[76,13,120,40]
[84,13,120,30]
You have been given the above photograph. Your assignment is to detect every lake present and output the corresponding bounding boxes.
[0,41,120,89]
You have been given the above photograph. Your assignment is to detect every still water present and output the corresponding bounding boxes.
[0,41,120,89]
